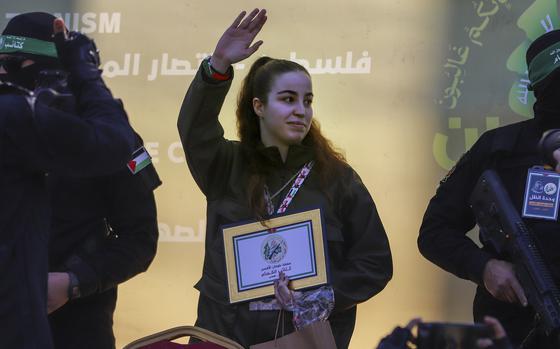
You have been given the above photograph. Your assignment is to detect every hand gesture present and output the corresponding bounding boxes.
[52,17,101,81]
[53,17,68,39]
[211,9,267,73]
[483,259,527,306]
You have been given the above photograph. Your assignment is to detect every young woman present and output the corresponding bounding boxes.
[177,9,392,348]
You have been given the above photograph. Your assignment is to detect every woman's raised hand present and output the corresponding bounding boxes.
[210,9,267,73]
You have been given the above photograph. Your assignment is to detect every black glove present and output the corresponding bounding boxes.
[53,31,101,84]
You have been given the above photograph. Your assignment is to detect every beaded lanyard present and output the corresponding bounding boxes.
[252,161,325,313]
[264,161,314,215]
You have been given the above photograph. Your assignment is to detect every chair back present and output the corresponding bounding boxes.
[123,326,244,349]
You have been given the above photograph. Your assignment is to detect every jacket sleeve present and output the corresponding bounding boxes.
[418,132,495,285]
[65,165,159,297]
[177,67,237,198]
[2,73,134,176]
[331,169,393,311]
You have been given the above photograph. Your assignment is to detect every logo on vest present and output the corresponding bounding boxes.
[544,182,557,196]
[531,180,544,194]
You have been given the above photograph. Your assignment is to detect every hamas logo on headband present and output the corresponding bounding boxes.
[0,35,25,51]
[261,234,288,264]
[0,35,57,57]
[550,47,560,65]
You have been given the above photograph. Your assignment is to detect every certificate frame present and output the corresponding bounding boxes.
[222,208,328,304]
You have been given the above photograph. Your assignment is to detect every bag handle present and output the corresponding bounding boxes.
[273,289,299,339]
[273,309,286,343]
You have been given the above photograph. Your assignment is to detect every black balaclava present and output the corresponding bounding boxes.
[0,12,61,90]
[527,30,560,131]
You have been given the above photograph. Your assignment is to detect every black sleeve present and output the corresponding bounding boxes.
[177,67,237,198]
[418,132,496,285]
[66,165,159,297]
[331,169,393,311]
[2,79,134,176]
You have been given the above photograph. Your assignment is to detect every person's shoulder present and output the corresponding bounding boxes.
[440,121,531,184]
[475,120,530,154]
[336,163,365,188]
[486,120,529,135]
[98,139,162,191]
[479,120,530,139]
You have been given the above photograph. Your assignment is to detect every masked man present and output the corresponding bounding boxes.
[0,12,136,348]
[418,30,560,349]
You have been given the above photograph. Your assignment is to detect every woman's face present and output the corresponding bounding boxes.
[254,71,313,149]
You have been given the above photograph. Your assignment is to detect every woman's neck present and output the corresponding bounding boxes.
[276,144,288,163]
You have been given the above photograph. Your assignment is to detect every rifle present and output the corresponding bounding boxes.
[470,169,560,341]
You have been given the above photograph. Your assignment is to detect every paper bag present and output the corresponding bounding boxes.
[250,320,337,349]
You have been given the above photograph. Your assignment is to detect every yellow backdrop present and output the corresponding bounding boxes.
[1,0,544,347]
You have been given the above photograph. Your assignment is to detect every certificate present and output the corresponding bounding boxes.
[222,208,328,304]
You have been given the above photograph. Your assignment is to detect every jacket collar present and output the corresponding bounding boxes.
[255,143,314,169]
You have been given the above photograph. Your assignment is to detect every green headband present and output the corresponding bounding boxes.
[528,41,560,90]
[0,35,57,58]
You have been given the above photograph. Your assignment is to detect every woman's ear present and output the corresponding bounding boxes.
[253,97,264,117]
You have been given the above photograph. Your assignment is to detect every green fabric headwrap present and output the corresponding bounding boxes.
[528,41,560,90]
[0,34,57,58]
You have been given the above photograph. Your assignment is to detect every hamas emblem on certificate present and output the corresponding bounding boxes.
[261,235,287,264]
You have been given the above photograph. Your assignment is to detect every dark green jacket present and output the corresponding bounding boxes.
[178,67,392,346]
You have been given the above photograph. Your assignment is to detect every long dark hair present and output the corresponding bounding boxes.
[236,57,348,218]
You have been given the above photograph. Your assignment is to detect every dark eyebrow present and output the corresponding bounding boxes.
[276,90,314,97]
[276,90,297,95]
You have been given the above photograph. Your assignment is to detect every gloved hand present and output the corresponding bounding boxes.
[52,18,101,84]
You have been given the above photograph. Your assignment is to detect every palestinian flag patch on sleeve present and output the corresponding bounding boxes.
[127,146,152,174]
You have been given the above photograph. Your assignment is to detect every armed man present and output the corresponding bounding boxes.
[418,30,560,348]
[0,12,137,348]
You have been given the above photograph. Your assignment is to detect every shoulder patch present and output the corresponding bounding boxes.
[127,146,152,175]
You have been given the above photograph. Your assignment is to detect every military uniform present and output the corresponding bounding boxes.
[418,117,560,348]
[47,135,160,349]
[0,83,134,348]
[0,12,135,348]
